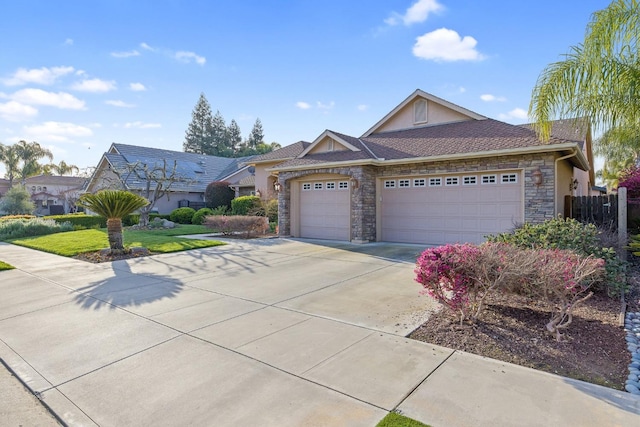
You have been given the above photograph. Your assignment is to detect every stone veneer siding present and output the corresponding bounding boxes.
[277,153,556,243]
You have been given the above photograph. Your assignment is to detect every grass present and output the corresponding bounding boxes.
[9,227,224,257]
[377,412,430,427]
[0,261,15,271]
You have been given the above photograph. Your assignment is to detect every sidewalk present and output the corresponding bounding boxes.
[0,240,639,426]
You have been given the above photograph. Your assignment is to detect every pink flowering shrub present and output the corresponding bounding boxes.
[618,165,640,199]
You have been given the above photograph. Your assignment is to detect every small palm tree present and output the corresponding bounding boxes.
[78,190,148,253]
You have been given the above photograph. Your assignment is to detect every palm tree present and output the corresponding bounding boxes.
[46,160,80,176]
[14,140,53,185]
[529,0,640,140]
[77,190,148,253]
[0,143,20,187]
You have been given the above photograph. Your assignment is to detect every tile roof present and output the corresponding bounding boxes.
[519,118,588,144]
[103,143,252,192]
[250,141,310,162]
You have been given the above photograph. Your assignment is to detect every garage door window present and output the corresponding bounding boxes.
[338,181,348,189]
[501,173,517,183]
[302,183,311,190]
[463,176,477,185]
[413,178,426,187]
[482,175,497,184]
[384,180,396,188]
[429,177,442,186]
[314,182,323,190]
[399,179,410,187]
[326,182,336,189]
[445,177,459,186]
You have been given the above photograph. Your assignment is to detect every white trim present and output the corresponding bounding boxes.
[413,178,426,187]
[398,179,410,188]
[462,176,477,185]
[297,130,362,158]
[384,180,396,188]
[429,177,442,187]
[481,174,497,184]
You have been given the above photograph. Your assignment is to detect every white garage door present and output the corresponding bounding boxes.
[381,172,523,245]
[299,179,350,240]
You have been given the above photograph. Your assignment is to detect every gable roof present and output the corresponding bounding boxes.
[297,130,363,157]
[91,143,253,193]
[519,118,589,144]
[361,89,487,137]
[250,141,311,163]
[25,175,86,187]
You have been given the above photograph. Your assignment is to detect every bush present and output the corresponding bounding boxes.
[123,214,140,227]
[204,215,269,237]
[486,216,626,296]
[414,242,605,340]
[0,186,35,215]
[192,208,214,225]
[205,181,235,209]
[169,207,196,224]
[231,196,262,216]
[0,215,36,221]
[0,218,74,240]
[210,205,228,216]
[44,214,107,228]
[264,198,278,223]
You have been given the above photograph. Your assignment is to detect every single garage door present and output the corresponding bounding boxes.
[299,179,350,240]
[381,171,523,245]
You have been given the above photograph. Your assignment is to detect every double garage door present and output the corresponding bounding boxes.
[380,171,523,245]
[299,179,351,240]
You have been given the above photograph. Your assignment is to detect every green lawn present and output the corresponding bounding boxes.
[10,227,224,257]
[0,261,15,271]
[377,413,430,427]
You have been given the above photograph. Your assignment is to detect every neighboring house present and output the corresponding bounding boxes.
[25,175,87,215]
[250,89,595,245]
[85,143,254,213]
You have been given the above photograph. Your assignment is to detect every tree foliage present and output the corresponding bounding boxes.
[529,0,640,140]
[0,185,35,215]
[205,181,235,209]
[0,140,53,186]
[43,160,80,176]
[183,93,214,155]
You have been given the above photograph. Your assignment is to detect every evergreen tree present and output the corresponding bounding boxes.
[183,93,214,154]
[227,119,242,155]
[211,111,232,157]
[248,118,264,150]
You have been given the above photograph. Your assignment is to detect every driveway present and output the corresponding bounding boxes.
[0,238,638,426]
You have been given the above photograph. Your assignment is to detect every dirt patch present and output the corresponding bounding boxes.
[409,290,629,390]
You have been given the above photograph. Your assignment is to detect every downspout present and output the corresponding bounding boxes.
[554,148,579,216]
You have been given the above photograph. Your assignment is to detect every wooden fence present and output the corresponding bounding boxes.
[564,194,618,230]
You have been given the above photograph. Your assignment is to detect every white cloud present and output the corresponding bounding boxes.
[413,28,485,62]
[111,50,140,58]
[0,101,38,121]
[357,104,369,111]
[296,101,311,110]
[2,66,75,86]
[480,94,507,102]
[129,82,146,91]
[317,101,335,110]
[140,42,156,51]
[459,87,466,93]
[71,78,116,93]
[498,108,528,121]
[9,88,85,110]
[23,121,93,143]
[175,51,206,65]
[386,0,443,26]
[105,100,135,108]
[64,38,74,46]
[123,121,161,129]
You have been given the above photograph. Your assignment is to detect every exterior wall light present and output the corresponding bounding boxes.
[532,168,543,186]
[571,178,579,191]
[273,181,282,193]
[255,189,262,198]
[349,177,359,189]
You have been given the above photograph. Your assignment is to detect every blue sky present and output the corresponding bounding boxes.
[0,0,610,177]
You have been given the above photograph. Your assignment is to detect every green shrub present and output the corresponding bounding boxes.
[123,214,140,226]
[44,214,107,228]
[0,218,74,240]
[487,216,626,296]
[231,196,262,216]
[192,208,214,225]
[0,186,35,215]
[205,181,235,209]
[0,215,36,221]
[264,198,278,222]
[170,207,196,224]
[210,205,228,216]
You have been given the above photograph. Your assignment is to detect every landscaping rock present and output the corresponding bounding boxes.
[161,219,175,228]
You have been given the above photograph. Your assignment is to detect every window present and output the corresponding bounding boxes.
[398,179,410,188]
[31,186,36,191]
[481,175,497,184]
[429,177,442,186]
[463,176,477,185]
[501,173,518,183]
[413,178,426,187]
[302,183,311,190]
[37,186,42,191]
[384,180,396,188]
[43,186,47,192]
[314,182,323,190]
[445,177,459,186]
[338,181,349,189]
[327,139,334,151]
[326,182,336,189]
[414,99,427,123]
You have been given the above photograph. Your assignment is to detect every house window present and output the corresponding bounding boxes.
[481,175,497,184]
[384,180,396,188]
[429,177,442,187]
[31,186,36,191]
[326,182,336,190]
[302,183,311,190]
[37,186,42,191]
[314,182,323,190]
[413,178,426,187]
[445,177,459,186]
[463,176,477,185]
[398,179,410,188]
[338,181,348,189]
[501,173,518,183]
[414,99,427,123]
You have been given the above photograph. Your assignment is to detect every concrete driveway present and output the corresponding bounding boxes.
[1,238,639,426]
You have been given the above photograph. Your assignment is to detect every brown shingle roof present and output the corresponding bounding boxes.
[251,141,310,162]
[519,118,588,144]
